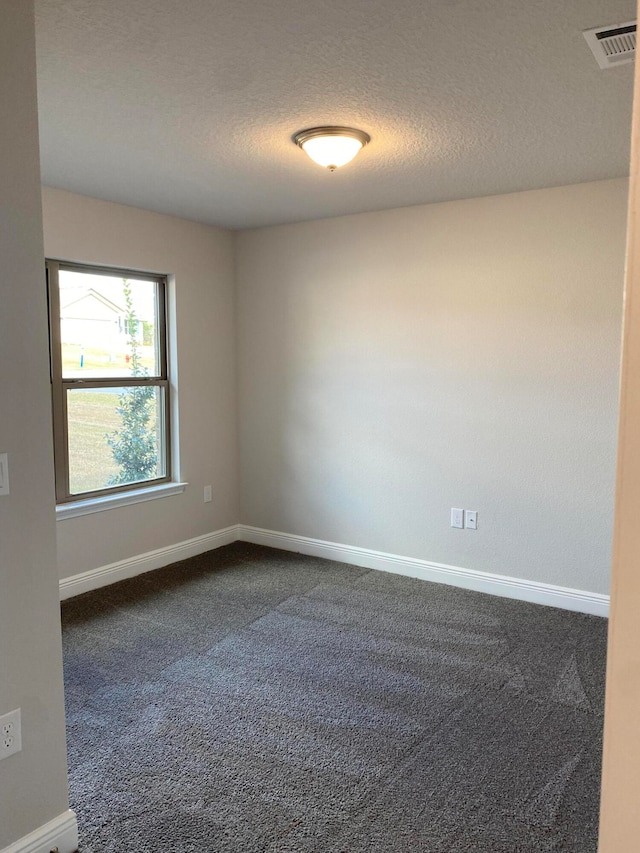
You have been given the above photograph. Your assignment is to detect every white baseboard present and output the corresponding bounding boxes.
[59,525,240,600]
[238,525,610,618]
[58,521,609,617]
[1,810,78,853]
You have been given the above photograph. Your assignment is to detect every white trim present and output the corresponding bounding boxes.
[59,525,239,600]
[58,521,610,617]
[238,526,610,617]
[0,810,78,853]
[56,481,188,521]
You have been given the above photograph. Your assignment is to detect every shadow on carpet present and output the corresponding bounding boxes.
[61,542,607,852]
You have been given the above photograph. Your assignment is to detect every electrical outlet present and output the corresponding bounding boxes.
[451,508,464,529]
[0,708,21,760]
[203,485,212,503]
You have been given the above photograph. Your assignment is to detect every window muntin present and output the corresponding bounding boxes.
[47,261,171,503]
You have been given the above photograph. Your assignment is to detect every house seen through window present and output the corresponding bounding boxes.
[47,261,171,502]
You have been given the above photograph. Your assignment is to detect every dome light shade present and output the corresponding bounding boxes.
[294,126,370,171]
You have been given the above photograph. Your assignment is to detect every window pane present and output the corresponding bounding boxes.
[59,269,160,379]
[67,386,166,495]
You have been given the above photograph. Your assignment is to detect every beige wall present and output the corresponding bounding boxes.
[598,18,640,847]
[0,1,71,847]
[42,188,238,579]
[237,179,628,595]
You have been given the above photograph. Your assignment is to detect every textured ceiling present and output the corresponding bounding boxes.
[35,0,635,229]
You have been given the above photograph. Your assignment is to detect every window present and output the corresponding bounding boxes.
[47,260,171,503]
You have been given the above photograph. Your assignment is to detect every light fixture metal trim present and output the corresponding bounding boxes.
[293,126,371,171]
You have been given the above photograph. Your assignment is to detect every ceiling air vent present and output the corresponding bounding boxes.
[583,21,636,69]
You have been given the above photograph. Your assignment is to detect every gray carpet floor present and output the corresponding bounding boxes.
[61,542,607,852]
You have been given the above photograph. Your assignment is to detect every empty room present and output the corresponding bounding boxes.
[3,0,640,851]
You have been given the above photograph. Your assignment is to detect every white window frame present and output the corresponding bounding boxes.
[46,259,172,505]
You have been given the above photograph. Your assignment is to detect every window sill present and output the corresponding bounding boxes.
[56,482,188,521]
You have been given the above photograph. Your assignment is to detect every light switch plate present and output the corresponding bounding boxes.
[465,510,478,530]
[0,453,9,496]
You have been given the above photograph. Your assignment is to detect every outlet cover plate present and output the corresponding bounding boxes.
[0,708,21,760]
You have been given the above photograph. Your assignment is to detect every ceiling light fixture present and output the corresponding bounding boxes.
[293,126,371,172]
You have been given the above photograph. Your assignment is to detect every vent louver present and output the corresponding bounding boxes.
[583,21,636,69]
